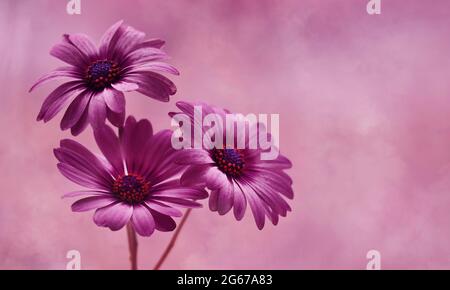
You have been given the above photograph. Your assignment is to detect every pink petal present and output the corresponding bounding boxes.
[29,67,81,92]
[131,204,155,237]
[37,81,84,122]
[93,202,133,231]
[88,95,107,129]
[112,81,139,92]
[71,196,117,212]
[60,90,91,130]
[93,124,124,176]
[66,33,98,60]
[103,89,125,113]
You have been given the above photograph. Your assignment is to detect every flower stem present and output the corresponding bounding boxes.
[127,223,138,270]
[153,208,192,270]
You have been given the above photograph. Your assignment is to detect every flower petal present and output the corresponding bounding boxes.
[217,181,234,215]
[103,89,125,113]
[62,190,111,199]
[57,163,109,190]
[145,201,183,217]
[50,42,88,67]
[93,124,124,176]
[66,33,98,60]
[29,67,81,92]
[37,81,84,122]
[99,20,125,59]
[180,165,211,187]
[131,204,155,236]
[71,196,117,212]
[58,139,114,184]
[112,81,139,92]
[106,106,125,128]
[71,105,90,136]
[125,72,176,102]
[60,90,91,130]
[93,202,133,231]
[233,184,247,221]
[88,94,107,129]
[176,149,213,165]
[205,167,229,190]
[148,209,176,232]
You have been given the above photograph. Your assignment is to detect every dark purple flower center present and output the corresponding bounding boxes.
[85,60,120,91]
[112,174,150,204]
[211,148,245,177]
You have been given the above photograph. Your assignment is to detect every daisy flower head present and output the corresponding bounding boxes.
[55,116,207,236]
[171,101,294,230]
[31,20,179,135]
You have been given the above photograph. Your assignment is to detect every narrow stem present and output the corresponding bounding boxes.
[126,223,138,270]
[153,208,192,270]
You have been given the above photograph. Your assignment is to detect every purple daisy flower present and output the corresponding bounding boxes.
[171,101,294,229]
[55,116,207,236]
[30,20,179,135]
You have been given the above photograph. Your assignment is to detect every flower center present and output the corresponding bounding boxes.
[211,148,245,177]
[85,60,120,90]
[112,174,150,204]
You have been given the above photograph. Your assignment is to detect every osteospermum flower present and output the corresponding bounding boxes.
[171,101,294,229]
[55,116,207,236]
[31,20,179,135]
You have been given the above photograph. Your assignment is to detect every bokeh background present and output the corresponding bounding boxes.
[1,0,450,269]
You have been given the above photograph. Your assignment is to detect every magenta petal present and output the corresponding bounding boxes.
[145,201,183,217]
[59,139,114,180]
[106,107,125,128]
[71,196,117,212]
[237,182,265,230]
[122,118,153,174]
[205,167,229,190]
[37,81,83,122]
[93,124,124,176]
[99,20,125,59]
[62,190,110,199]
[139,38,165,49]
[126,72,176,102]
[103,89,125,113]
[217,181,234,215]
[148,209,176,232]
[113,25,146,58]
[29,67,81,92]
[209,189,219,212]
[130,61,180,75]
[177,150,213,165]
[50,42,88,67]
[151,185,209,200]
[123,48,168,66]
[93,202,133,231]
[54,148,113,188]
[112,81,139,92]
[152,196,202,208]
[60,90,91,130]
[180,165,210,186]
[88,95,107,129]
[67,33,98,60]
[57,163,109,190]
[70,106,89,136]
[131,204,155,237]
[233,184,247,221]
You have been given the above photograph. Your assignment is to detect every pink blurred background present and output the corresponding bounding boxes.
[1,0,450,269]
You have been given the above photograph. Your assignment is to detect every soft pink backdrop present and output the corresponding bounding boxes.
[1,0,450,269]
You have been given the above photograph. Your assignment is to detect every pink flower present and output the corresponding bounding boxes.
[171,101,294,229]
[55,116,207,236]
[31,20,179,135]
